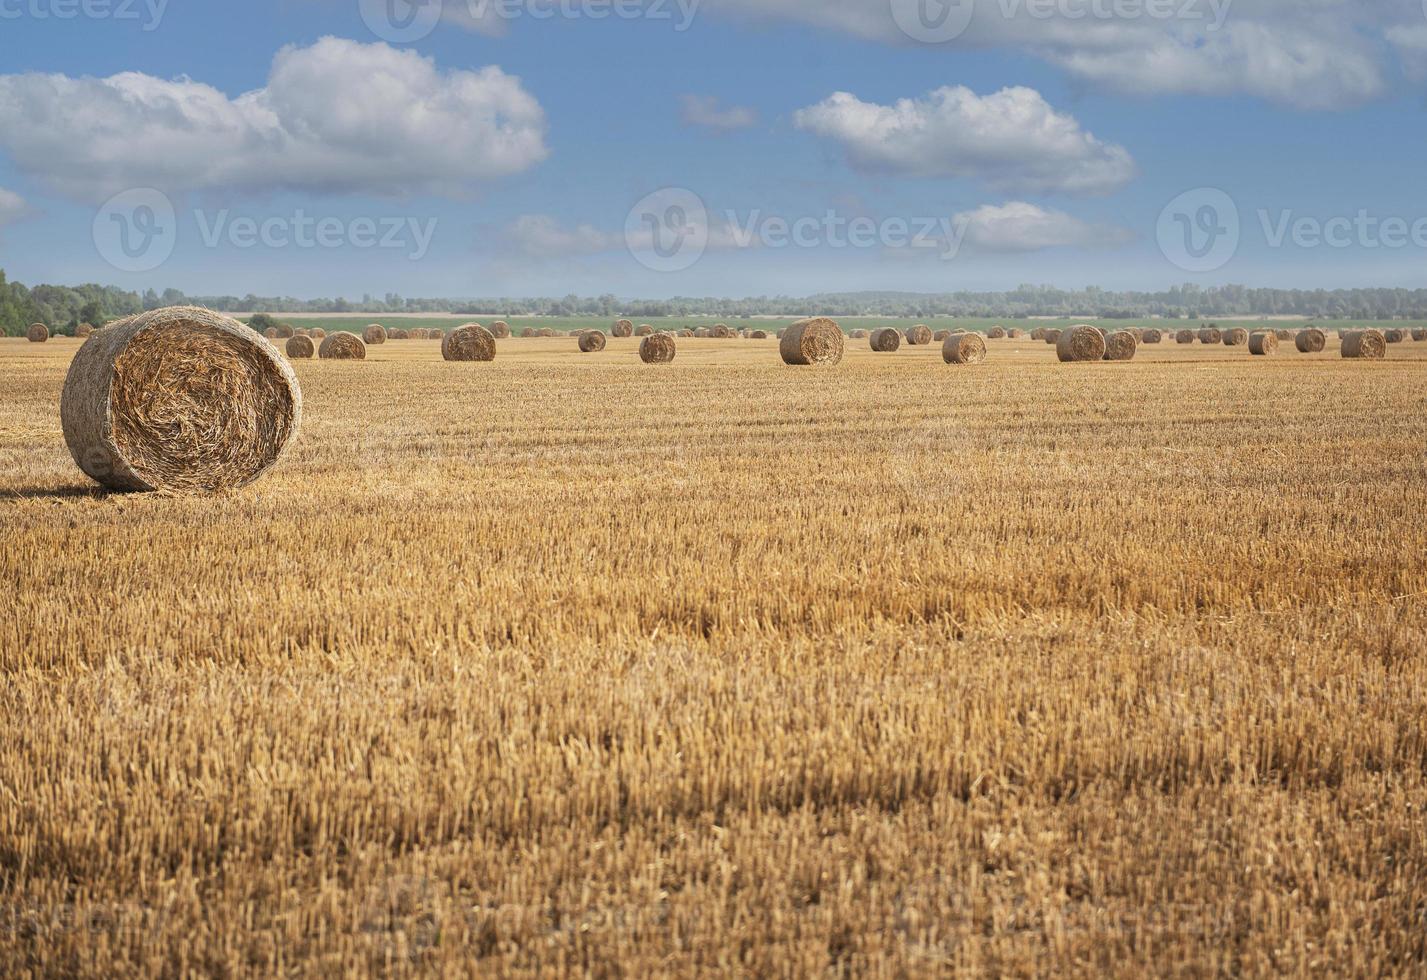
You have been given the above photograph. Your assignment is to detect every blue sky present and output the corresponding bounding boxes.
[2,0,1427,299]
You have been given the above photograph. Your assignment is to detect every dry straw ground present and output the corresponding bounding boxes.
[2,333,1426,976]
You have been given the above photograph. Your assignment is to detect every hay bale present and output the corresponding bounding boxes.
[1385,329,1407,344]
[1275,329,1293,341]
[27,322,49,343]
[285,335,315,359]
[870,328,901,353]
[276,323,295,339]
[613,319,634,338]
[1294,329,1326,353]
[1007,328,1024,339]
[1102,331,1138,361]
[319,332,367,360]
[1044,329,1062,344]
[489,321,511,339]
[1198,327,1222,344]
[1223,328,1249,346]
[1056,325,1105,363]
[74,323,93,338]
[309,328,326,341]
[1141,329,1163,344]
[579,331,607,352]
[1342,329,1387,359]
[1176,330,1195,344]
[988,326,1007,339]
[60,306,301,492]
[264,327,279,339]
[539,328,556,338]
[750,330,768,339]
[363,324,387,345]
[905,324,932,346]
[521,327,538,338]
[679,329,695,338]
[780,317,844,366]
[712,323,734,339]
[849,329,869,339]
[639,332,676,364]
[1030,328,1045,341]
[1248,331,1278,356]
[942,332,986,365]
[695,327,712,338]
[933,330,951,342]
[442,323,496,362]
[1412,328,1427,342]
[635,324,654,336]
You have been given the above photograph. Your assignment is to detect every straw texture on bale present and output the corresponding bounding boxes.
[942,332,987,365]
[988,326,1007,339]
[1223,328,1249,346]
[27,322,49,343]
[639,333,676,364]
[285,335,315,359]
[1141,329,1163,344]
[1177,330,1195,344]
[60,306,301,493]
[1248,331,1278,356]
[489,321,511,339]
[579,331,607,352]
[318,332,366,360]
[906,324,933,346]
[613,319,634,338]
[780,317,844,366]
[1057,325,1106,363]
[363,324,387,345]
[870,328,901,353]
[75,323,94,338]
[1295,329,1326,353]
[1198,327,1222,344]
[1341,330,1387,359]
[442,324,496,362]
[1102,331,1138,362]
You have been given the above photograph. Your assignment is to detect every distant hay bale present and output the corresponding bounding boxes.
[489,321,511,339]
[1044,329,1062,344]
[1007,328,1024,339]
[276,323,295,339]
[988,326,1007,339]
[1410,328,1427,341]
[679,328,695,338]
[870,328,902,352]
[579,331,607,352]
[695,327,712,338]
[60,306,301,492]
[1385,328,1407,344]
[712,323,734,338]
[780,317,844,366]
[1141,329,1163,344]
[27,322,49,343]
[639,332,676,363]
[1275,329,1293,341]
[364,324,387,345]
[635,324,654,336]
[750,330,768,339]
[613,319,634,338]
[933,330,951,342]
[1176,330,1195,344]
[75,323,93,338]
[1102,331,1138,361]
[387,328,408,340]
[539,328,556,337]
[319,332,367,360]
[942,332,987,365]
[521,327,538,338]
[309,328,325,341]
[442,323,496,362]
[285,335,315,359]
[264,327,279,339]
[1295,329,1326,353]
[1056,324,1106,363]
[1222,328,1249,346]
[1341,329,1387,359]
[849,329,869,339]
[1198,326,1222,344]
[1248,331,1278,356]
[1030,328,1045,341]
[905,324,932,345]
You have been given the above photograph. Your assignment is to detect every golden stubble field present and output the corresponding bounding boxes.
[2,333,1426,977]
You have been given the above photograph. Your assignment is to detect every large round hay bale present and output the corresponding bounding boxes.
[639,333,676,364]
[635,324,654,336]
[285,335,315,359]
[695,327,712,338]
[1248,331,1278,356]
[363,324,387,345]
[319,332,367,360]
[1007,328,1025,339]
[60,306,301,493]
[750,330,768,340]
[539,327,556,338]
[1056,325,1106,363]
[1141,329,1163,344]
[1385,329,1407,344]
[870,328,901,353]
[712,323,734,339]
[1030,328,1046,341]
[309,328,326,341]
[75,323,94,339]
[489,321,511,339]
[391,328,411,340]
[1342,329,1387,359]
[942,332,986,365]
[612,319,634,338]
[27,322,49,343]
[442,323,496,362]
[1294,329,1326,353]
[988,326,1007,339]
[1412,328,1427,342]
[1044,329,1062,344]
[1198,327,1222,344]
[1223,327,1249,346]
[520,328,537,338]
[1176,330,1196,344]
[1103,331,1138,361]
[905,324,932,346]
[780,317,844,366]
[579,331,607,352]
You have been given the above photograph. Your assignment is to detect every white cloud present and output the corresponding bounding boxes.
[679,95,758,131]
[506,215,622,256]
[0,187,25,227]
[955,202,1133,252]
[0,37,548,202]
[794,86,1136,196]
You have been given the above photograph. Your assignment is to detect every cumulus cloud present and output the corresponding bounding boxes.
[505,215,622,256]
[679,95,758,131]
[955,202,1133,252]
[794,86,1136,196]
[0,187,26,227]
[0,37,548,202]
